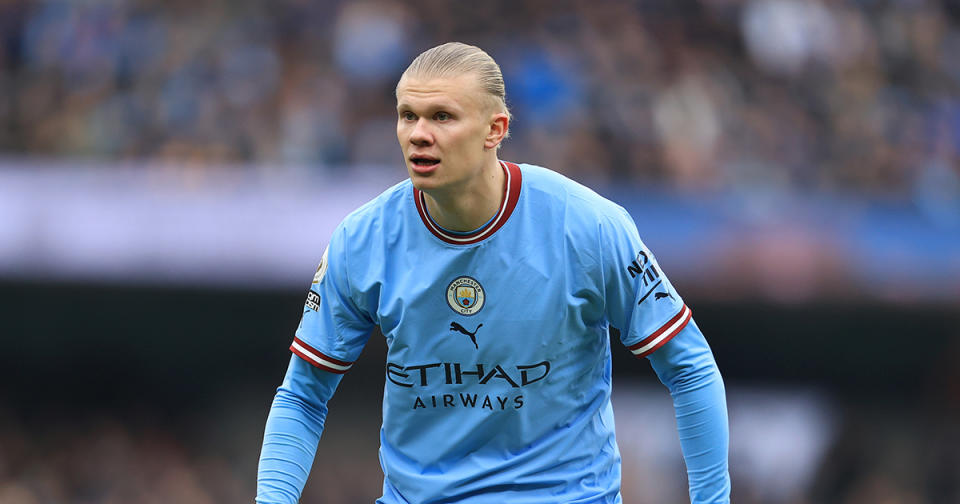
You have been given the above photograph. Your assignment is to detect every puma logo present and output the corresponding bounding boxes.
[655,292,674,301]
[449,322,482,349]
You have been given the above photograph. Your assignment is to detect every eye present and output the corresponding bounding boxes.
[400,111,416,121]
[435,111,451,121]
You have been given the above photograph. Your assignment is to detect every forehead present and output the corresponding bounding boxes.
[396,73,486,111]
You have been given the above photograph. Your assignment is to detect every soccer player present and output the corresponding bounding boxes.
[257,42,730,503]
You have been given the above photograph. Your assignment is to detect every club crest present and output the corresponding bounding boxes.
[446,276,485,316]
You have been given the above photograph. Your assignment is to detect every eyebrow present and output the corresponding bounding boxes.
[396,100,462,114]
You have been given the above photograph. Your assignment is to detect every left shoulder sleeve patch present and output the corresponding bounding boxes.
[312,246,329,285]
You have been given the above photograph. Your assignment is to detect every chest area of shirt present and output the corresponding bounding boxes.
[379,256,601,360]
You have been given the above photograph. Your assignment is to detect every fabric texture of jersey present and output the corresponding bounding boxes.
[293,162,695,503]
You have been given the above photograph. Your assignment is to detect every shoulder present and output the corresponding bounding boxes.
[517,163,634,232]
[335,178,413,248]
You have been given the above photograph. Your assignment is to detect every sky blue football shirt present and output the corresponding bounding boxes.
[291,161,693,503]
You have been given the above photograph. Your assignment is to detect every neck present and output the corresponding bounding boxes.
[422,159,505,232]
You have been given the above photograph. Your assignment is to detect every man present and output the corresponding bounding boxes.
[257,42,730,503]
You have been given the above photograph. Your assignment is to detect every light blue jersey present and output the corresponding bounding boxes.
[287,162,697,503]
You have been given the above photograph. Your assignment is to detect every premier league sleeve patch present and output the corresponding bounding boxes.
[446,276,485,316]
[312,246,329,285]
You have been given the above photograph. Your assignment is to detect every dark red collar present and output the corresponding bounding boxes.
[413,161,522,245]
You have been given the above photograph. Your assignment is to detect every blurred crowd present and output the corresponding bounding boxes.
[0,398,958,504]
[0,0,958,196]
[0,414,251,504]
[0,408,381,504]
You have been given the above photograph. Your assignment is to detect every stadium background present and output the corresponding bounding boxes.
[1,0,959,502]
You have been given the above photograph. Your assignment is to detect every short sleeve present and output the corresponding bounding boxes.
[290,224,376,373]
[602,207,692,359]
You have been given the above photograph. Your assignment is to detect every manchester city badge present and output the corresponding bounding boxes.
[446,276,485,316]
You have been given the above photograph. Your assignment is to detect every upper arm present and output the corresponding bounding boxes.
[600,207,691,360]
[291,223,376,373]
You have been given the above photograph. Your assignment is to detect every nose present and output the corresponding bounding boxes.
[408,118,433,146]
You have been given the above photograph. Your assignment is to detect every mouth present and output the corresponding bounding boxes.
[409,155,440,174]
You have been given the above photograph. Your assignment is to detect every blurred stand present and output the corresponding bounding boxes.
[0,0,958,197]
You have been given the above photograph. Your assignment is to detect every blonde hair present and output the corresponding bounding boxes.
[399,42,512,125]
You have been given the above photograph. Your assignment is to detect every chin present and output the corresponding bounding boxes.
[409,175,443,193]
[407,168,443,191]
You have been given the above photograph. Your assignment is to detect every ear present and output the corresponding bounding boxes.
[484,112,510,150]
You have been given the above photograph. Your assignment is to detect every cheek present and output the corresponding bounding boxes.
[454,125,487,152]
